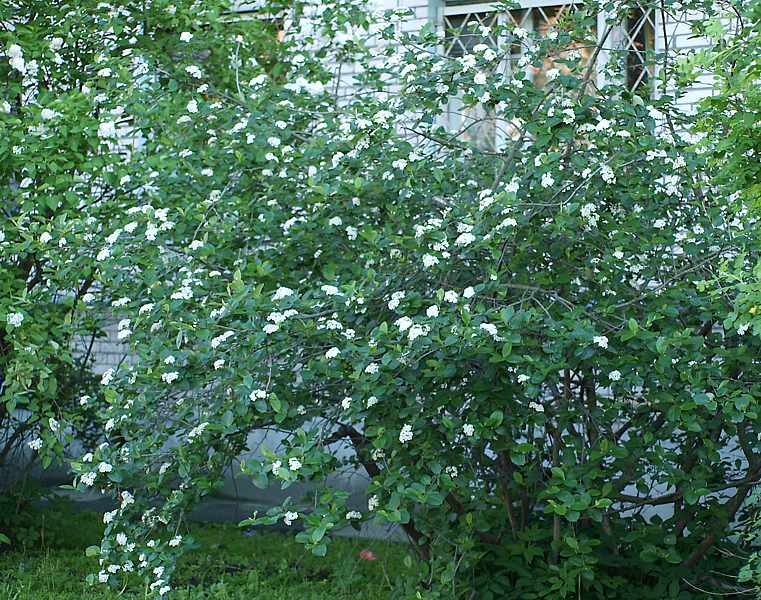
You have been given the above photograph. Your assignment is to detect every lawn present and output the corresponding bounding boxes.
[0,509,412,599]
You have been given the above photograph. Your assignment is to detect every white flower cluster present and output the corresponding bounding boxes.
[6,312,23,327]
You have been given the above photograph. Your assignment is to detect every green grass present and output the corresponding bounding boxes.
[0,510,412,599]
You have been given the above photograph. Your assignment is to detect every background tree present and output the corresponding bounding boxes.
[0,0,130,521]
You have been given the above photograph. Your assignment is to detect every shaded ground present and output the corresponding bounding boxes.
[0,509,414,599]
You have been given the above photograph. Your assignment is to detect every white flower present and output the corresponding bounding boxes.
[186,65,202,78]
[263,323,279,334]
[187,422,208,441]
[480,323,498,338]
[426,305,439,318]
[169,535,182,547]
[422,254,439,268]
[170,285,193,300]
[462,423,475,437]
[288,457,302,471]
[111,297,130,308]
[82,452,94,463]
[186,99,198,113]
[368,495,379,511]
[28,438,43,450]
[408,324,430,342]
[445,466,459,478]
[7,44,25,74]
[541,172,555,188]
[211,330,235,349]
[139,303,154,315]
[180,31,193,42]
[213,359,225,370]
[50,37,64,50]
[395,316,413,332]
[455,232,476,247]
[364,363,379,375]
[49,417,59,433]
[321,284,340,295]
[116,533,128,546]
[325,347,340,360]
[593,335,609,349]
[6,312,24,327]
[39,232,52,244]
[40,108,58,120]
[529,401,544,413]
[463,286,475,299]
[345,511,362,520]
[388,291,405,310]
[81,472,97,487]
[346,226,358,240]
[283,511,298,526]
[399,424,414,444]
[517,374,530,384]
[443,290,458,303]
[98,462,113,473]
[366,396,379,408]
[474,71,487,85]
[120,491,134,507]
[600,165,616,184]
[100,369,114,385]
[249,389,267,401]
[267,136,281,147]
[272,287,294,301]
[161,371,179,384]
[609,370,621,382]
[341,397,352,410]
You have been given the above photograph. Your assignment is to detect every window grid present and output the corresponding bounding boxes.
[442,0,657,92]
[441,1,658,148]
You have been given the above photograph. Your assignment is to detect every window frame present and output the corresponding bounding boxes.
[436,0,663,149]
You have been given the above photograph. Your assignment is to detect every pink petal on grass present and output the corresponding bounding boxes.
[359,549,377,561]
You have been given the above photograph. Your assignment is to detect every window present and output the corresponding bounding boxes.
[442,9,502,151]
[441,1,657,147]
[623,4,656,94]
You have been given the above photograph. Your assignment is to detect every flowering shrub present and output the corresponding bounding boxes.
[6,0,761,597]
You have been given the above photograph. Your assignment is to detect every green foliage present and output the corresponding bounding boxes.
[5,0,761,598]
[693,3,761,595]
[0,0,128,489]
